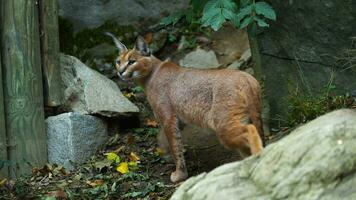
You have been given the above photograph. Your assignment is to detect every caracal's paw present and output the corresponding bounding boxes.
[170,170,188,183]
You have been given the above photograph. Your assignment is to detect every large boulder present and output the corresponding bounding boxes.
[46,112,108,170]
[60,54,139,117]
[257,0,356,122]
[58,0,189,31]
[171,109,356,200]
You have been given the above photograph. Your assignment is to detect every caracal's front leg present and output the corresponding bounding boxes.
[161,114,188,183]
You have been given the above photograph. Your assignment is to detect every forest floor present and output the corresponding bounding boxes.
[0,97,281,200]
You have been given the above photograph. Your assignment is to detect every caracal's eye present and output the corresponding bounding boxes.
[115,59,120,65]
[128,60,136,65]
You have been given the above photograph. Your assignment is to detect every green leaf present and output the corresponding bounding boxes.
[237,4,253,21]
[254,16,269,27]
[240,0,251,7]
[240,16,253,29]
[210,14,226,31]
[255,2,276,20]
[222,9,237,20]
[202,0,238,31]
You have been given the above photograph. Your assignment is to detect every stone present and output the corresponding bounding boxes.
[179,48,220,69]
[58,0,189,31]
[60,54,139,117]
[46,112,108,170]
[211,25,250,66]
[171,109,356,200]
[256,0,356,123]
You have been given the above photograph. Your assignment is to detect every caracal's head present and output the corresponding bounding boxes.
[106,32,152,81]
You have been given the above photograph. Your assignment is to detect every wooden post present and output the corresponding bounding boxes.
[39,0,64,107]
[0,20,8,178]
[1,0,47,177]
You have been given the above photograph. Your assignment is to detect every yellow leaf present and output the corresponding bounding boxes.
[116,162,129,174]
[124,92,134,98]
[128,152,140,162]
[86,179,104,187]
[105,152,119,161]
[155,147,166,156]
[0,178,7,186]
[128,161,137,167]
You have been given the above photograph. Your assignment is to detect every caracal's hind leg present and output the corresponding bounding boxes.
[217,120,263,157]
[160,115,188,183]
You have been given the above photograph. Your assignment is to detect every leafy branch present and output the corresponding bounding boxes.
[160,0,276,32]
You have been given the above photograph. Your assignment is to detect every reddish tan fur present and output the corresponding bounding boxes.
[113,36,264,183]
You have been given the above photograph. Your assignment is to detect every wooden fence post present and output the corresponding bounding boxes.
[39,0,64,107]
[0,23,8,178]
[1,0,47,177]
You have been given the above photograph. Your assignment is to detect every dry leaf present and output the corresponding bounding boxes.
[144,118,159,127]
[47,190,68,199]
[155,147,166,156]
[124,92,134,98]
[128,152,140,162]
[116,162,129,174]
[0,178,7,187]
[86,179,104,187]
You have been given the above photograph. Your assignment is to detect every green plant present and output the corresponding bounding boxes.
[287,83,356,126]
[160,0,276,31]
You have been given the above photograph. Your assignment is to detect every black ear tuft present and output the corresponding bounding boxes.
[104,32,127,53]
[135,36,151,56]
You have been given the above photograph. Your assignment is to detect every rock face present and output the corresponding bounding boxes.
[179,48,220,69]
[258,0,356,122]
[171,109,356,200]
[60,54,139,117]
[58,0,189,31]
[46,112,108,170]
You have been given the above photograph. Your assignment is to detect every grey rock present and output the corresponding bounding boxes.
[60,54,139,117]
[179,48,220,69]
[58,0,189,31]
[171,109,356,200]
[257,0,356,123]
[46,112,108,170]
[227,49,252,70]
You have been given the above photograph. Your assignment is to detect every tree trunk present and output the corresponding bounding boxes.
[1,0,47,178]
[39,0,64,107]
[0,11,8,177]
[247,25,263,83]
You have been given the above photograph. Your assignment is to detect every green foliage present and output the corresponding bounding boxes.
[160,0,276,32]
[287,85,356,126]
[201,0,238,31]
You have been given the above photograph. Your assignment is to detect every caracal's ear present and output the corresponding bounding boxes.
[104,32,127,53]
[135,36,151,56]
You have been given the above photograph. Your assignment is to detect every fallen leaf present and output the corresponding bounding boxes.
[128,161,138,167]
[0,178,7,187]
[128,152,140,162]
[144,118,159,127]
[86,179,104,187]
[114,145,125,153]
[93,159,112,171]
[127,135,136,145]
[47,190,67,199]
[124,92,134,99]
[105,152,120,163]
[117,162,129,174]
[155,147,166,156]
